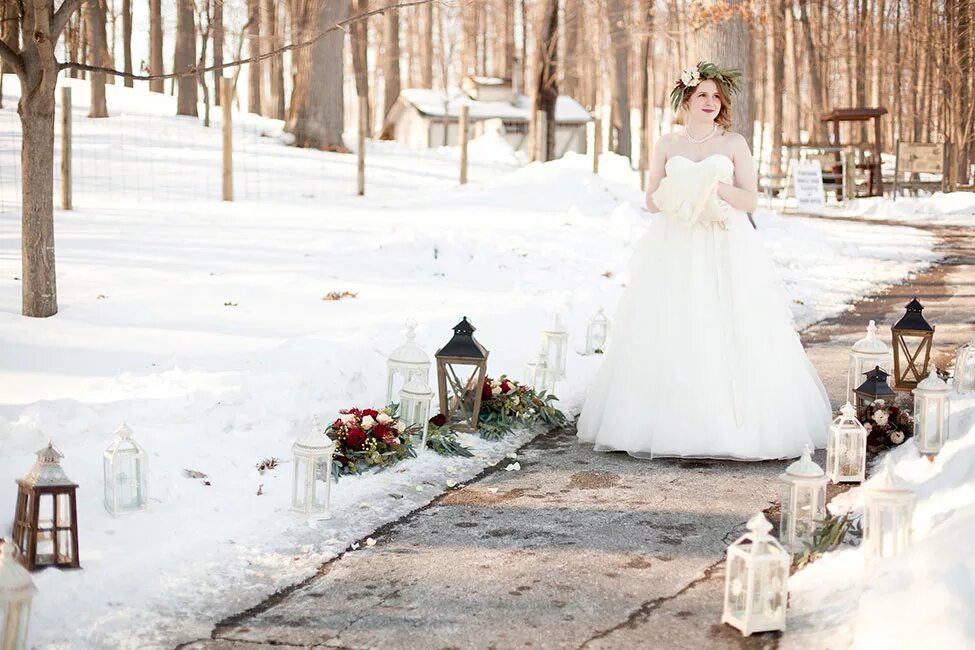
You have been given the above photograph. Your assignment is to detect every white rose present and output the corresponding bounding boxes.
[340,413,356,424]
[890,430,905,444]
[377,413,393,425]
[873,399,886,408]
[492,386,502,396]
[873,410,889,427]
[681,68,700,87]
[394,422,406,433]
[361,415,376,430]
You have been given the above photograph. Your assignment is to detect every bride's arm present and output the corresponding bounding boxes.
[643,135,671,212]
[716,134,758,212]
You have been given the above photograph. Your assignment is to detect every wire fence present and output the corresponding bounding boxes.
[0,77,348,215]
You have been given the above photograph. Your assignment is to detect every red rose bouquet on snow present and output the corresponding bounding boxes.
[325,406,415,475]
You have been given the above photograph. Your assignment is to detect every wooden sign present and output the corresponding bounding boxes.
[897,142,944,174]
[793,159,826,212]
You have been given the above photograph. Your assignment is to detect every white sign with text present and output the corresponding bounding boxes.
[793,159,827,212]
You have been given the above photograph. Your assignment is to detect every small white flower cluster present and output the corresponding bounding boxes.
[680,66,702,88]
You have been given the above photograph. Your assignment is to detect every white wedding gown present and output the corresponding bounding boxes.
[577,154,831,460]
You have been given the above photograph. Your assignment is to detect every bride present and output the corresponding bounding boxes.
[577,62,831,460]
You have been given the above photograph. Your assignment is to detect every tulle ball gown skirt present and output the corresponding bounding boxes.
[577,206,831,461]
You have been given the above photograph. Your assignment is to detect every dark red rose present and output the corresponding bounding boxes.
[500,380,511,393]
[334,453,349,466]
[482,381,493,400]
[362,408,379,419]
[430,413,448,427]
[345,427,366,450]
[331,418,344,430]
[373,423,389,438]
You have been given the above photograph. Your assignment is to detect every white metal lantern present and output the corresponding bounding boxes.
[541,315,568,379]
[291,425,335,519]
[847,320,891,405]
[778,446,827,553]
[825,403,868,483]
[525,348,558,394]
[863,459,916,564]
[913,369,950,455]
[103,422,149,517]
[399,376,434,447]
[386,319,431,405]
[953,335,975,394]
[585,308,610,355]
[722,513,789,636]
[0,542,37,650]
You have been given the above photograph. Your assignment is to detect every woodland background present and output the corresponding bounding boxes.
[1,0,972,180]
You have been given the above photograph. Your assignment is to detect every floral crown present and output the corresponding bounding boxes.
[669,61,742,113]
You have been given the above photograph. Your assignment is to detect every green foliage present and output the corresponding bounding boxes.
[792,513,854,570]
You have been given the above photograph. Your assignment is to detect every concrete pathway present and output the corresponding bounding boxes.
[182,219,975,650]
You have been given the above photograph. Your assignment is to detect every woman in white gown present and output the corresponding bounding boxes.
[577,62,831,460]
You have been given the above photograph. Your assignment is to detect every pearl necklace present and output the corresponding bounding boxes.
[685,124,718,144]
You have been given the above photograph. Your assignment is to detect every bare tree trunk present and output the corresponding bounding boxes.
[563,0,580,99]
[175,0,198,115]
[637,0,654,177]
[462,1,477,79]
[213,0,223,105]
[286,0,348,151]
[350,0,370,132]
[121,0,133,87]
[382,3,401,123]
[10,1,88,316]
[696,0,753,147]
[87,0,108,117]
[420,0,434,87]
[532,0,559,161]
[247,0,261,113]
[149,0,164,92]
[797,0,828,142]
[770,0,785,179]
[606,0,630,158]
[0,3,17,75]
[502,0,515,78]
[263,0,284,118]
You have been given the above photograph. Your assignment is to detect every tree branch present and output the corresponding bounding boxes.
[0,36,23,78]
[52,0,88,39]
[58,0,431,81]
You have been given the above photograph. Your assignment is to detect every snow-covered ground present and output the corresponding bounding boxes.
[0,79,947,647]
[785,392,975,649]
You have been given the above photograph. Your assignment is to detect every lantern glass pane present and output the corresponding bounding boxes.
[56,529,74,563]
[292,456,308,510]
[55,493,72,528]
[588,323,608,352]
[778,483,794,544]
[312,458,330,511]
[115,454,145,512]
[444,363,480,424]
[794,487,816,539]
[726,553,749,619]
[35,528,54,565]
[959,348,975,392]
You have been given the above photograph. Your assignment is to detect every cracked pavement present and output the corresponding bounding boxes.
[181,220,975,650]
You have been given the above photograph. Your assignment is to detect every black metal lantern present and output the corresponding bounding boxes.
[891,297,934,391]
[12,443,81,571]
[435,317,489,432]
[854,366,897,420]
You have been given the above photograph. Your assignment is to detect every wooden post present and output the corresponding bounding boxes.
[60,87,72,211]
[591,116,602,175]
[843,146,856,202]
[358,95,367,195]
[459,104,469,184]
[536,110,548,163]
[221,78,233,201]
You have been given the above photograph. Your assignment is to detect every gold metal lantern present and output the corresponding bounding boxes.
[891,297,934,391]
[435,317,489,433]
